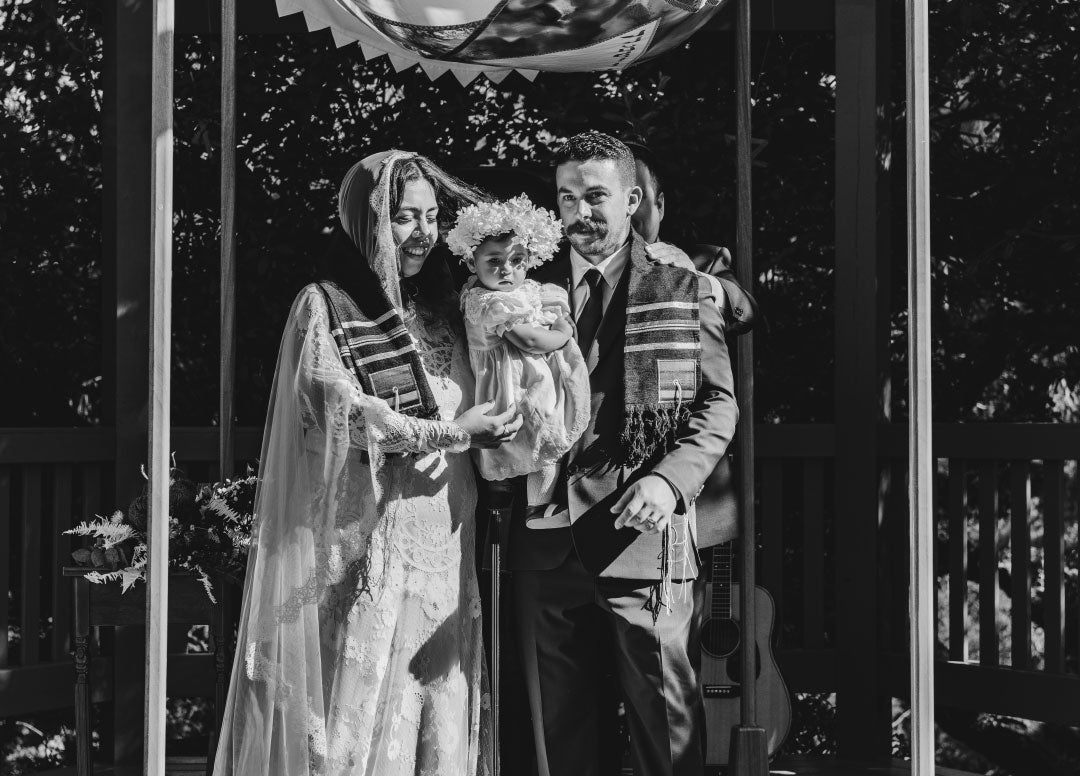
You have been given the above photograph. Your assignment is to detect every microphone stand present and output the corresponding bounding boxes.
[483,479,515,776]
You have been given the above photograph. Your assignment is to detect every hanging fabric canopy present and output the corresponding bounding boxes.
[275,0,725,84]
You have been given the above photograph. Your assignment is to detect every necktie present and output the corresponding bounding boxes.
[576,268,605,357]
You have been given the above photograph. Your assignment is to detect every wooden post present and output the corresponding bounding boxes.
[219,0,238,482]
[728,0,768,771]
[209,570,230,764]
[72,574,92,776]
[0,468,8,670]
[834,0,893,759]
[906,0,935,770]
[735,0,755,727]
[145,0,174,773]
[102,0,152,765]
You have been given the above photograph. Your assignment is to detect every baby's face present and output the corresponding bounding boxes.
[471,235,528,291]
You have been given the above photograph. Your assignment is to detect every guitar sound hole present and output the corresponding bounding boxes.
[701,617,740,658]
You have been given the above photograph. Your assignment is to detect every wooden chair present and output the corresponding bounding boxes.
[63,568,231,776]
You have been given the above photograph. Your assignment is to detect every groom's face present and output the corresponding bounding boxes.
[556,158,641,262]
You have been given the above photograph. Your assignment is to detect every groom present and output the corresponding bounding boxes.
[508,131,739,776]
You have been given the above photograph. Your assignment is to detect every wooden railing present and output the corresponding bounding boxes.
[0,428,259,719]
[0,432,112,717]
[757,423,1080,725]
[1,424,1077,726]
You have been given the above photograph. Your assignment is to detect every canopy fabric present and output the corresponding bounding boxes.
[276,0,725,84]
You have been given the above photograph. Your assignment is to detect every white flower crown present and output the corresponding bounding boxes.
[446,194,564,270]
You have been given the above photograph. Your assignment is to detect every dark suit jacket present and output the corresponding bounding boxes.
[689,244,758,337]
[506,231,739,579]
[686,244,758,547]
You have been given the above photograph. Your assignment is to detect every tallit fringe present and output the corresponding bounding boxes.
[620,402,693,468]
[641,518,694,625]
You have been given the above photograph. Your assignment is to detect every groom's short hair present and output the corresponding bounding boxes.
[552,130,636,188]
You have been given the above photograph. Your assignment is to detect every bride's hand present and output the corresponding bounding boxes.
[454,401,523,449]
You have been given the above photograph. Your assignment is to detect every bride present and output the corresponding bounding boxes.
[212,150,520,776]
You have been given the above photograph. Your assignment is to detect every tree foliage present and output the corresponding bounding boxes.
[0,0,102,426]
[920,0,1080,422]
[3,0,1076,428]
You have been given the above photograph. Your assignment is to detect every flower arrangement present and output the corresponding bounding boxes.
[446,194,564,269]
[65,466,257,602]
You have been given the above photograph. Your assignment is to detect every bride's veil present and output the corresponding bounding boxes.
[339,150,411,311]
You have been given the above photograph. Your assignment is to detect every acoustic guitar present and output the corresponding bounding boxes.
[702,541,791,765]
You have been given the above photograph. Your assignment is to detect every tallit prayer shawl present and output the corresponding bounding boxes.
[317,280,439,419]
[619,256,701,468]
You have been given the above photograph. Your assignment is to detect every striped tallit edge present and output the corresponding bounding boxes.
[334,342,413,361]
[352,344,418,367]
[625,320,699,334]
[336,310,398,328]
[332,323,408,338]
[626,300,698,314]
[381,389,420,406]
[333,329,409,349]
[624,342,701,353]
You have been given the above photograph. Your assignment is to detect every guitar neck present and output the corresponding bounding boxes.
[709,541,734,620]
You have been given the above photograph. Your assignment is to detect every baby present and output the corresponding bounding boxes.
[449,195,590,522]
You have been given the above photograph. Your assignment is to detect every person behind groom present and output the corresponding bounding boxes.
[508,131,739,776]
[625,139,758,340]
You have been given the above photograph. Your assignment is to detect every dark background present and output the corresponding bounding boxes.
[3,0,1077,432]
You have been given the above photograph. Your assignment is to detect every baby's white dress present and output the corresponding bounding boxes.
[460,278,590,485]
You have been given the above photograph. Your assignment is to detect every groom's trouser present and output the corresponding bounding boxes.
[515,550,705,776]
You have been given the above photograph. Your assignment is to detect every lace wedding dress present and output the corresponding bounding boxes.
[213,285,492,776]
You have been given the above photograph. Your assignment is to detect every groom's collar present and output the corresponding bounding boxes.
[531,229,646,289]
[569,238,631,291]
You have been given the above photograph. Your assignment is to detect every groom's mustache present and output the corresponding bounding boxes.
[566,219,606,235]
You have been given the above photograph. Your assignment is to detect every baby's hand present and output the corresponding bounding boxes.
[551,317,574,340]
[504,321,572,354]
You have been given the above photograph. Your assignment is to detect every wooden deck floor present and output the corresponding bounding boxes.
[43,755,982,776]
[760,758,981,776]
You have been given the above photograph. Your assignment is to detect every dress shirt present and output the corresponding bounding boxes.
[570,240,728,325]
[569,240,631,319]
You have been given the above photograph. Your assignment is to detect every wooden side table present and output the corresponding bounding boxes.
[63,568,232,776]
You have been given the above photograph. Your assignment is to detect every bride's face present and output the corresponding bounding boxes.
[392,177,439,278]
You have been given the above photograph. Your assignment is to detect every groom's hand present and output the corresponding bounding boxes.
[611,475,677,535]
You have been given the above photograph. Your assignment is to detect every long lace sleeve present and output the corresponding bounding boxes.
[294,285,469,456]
